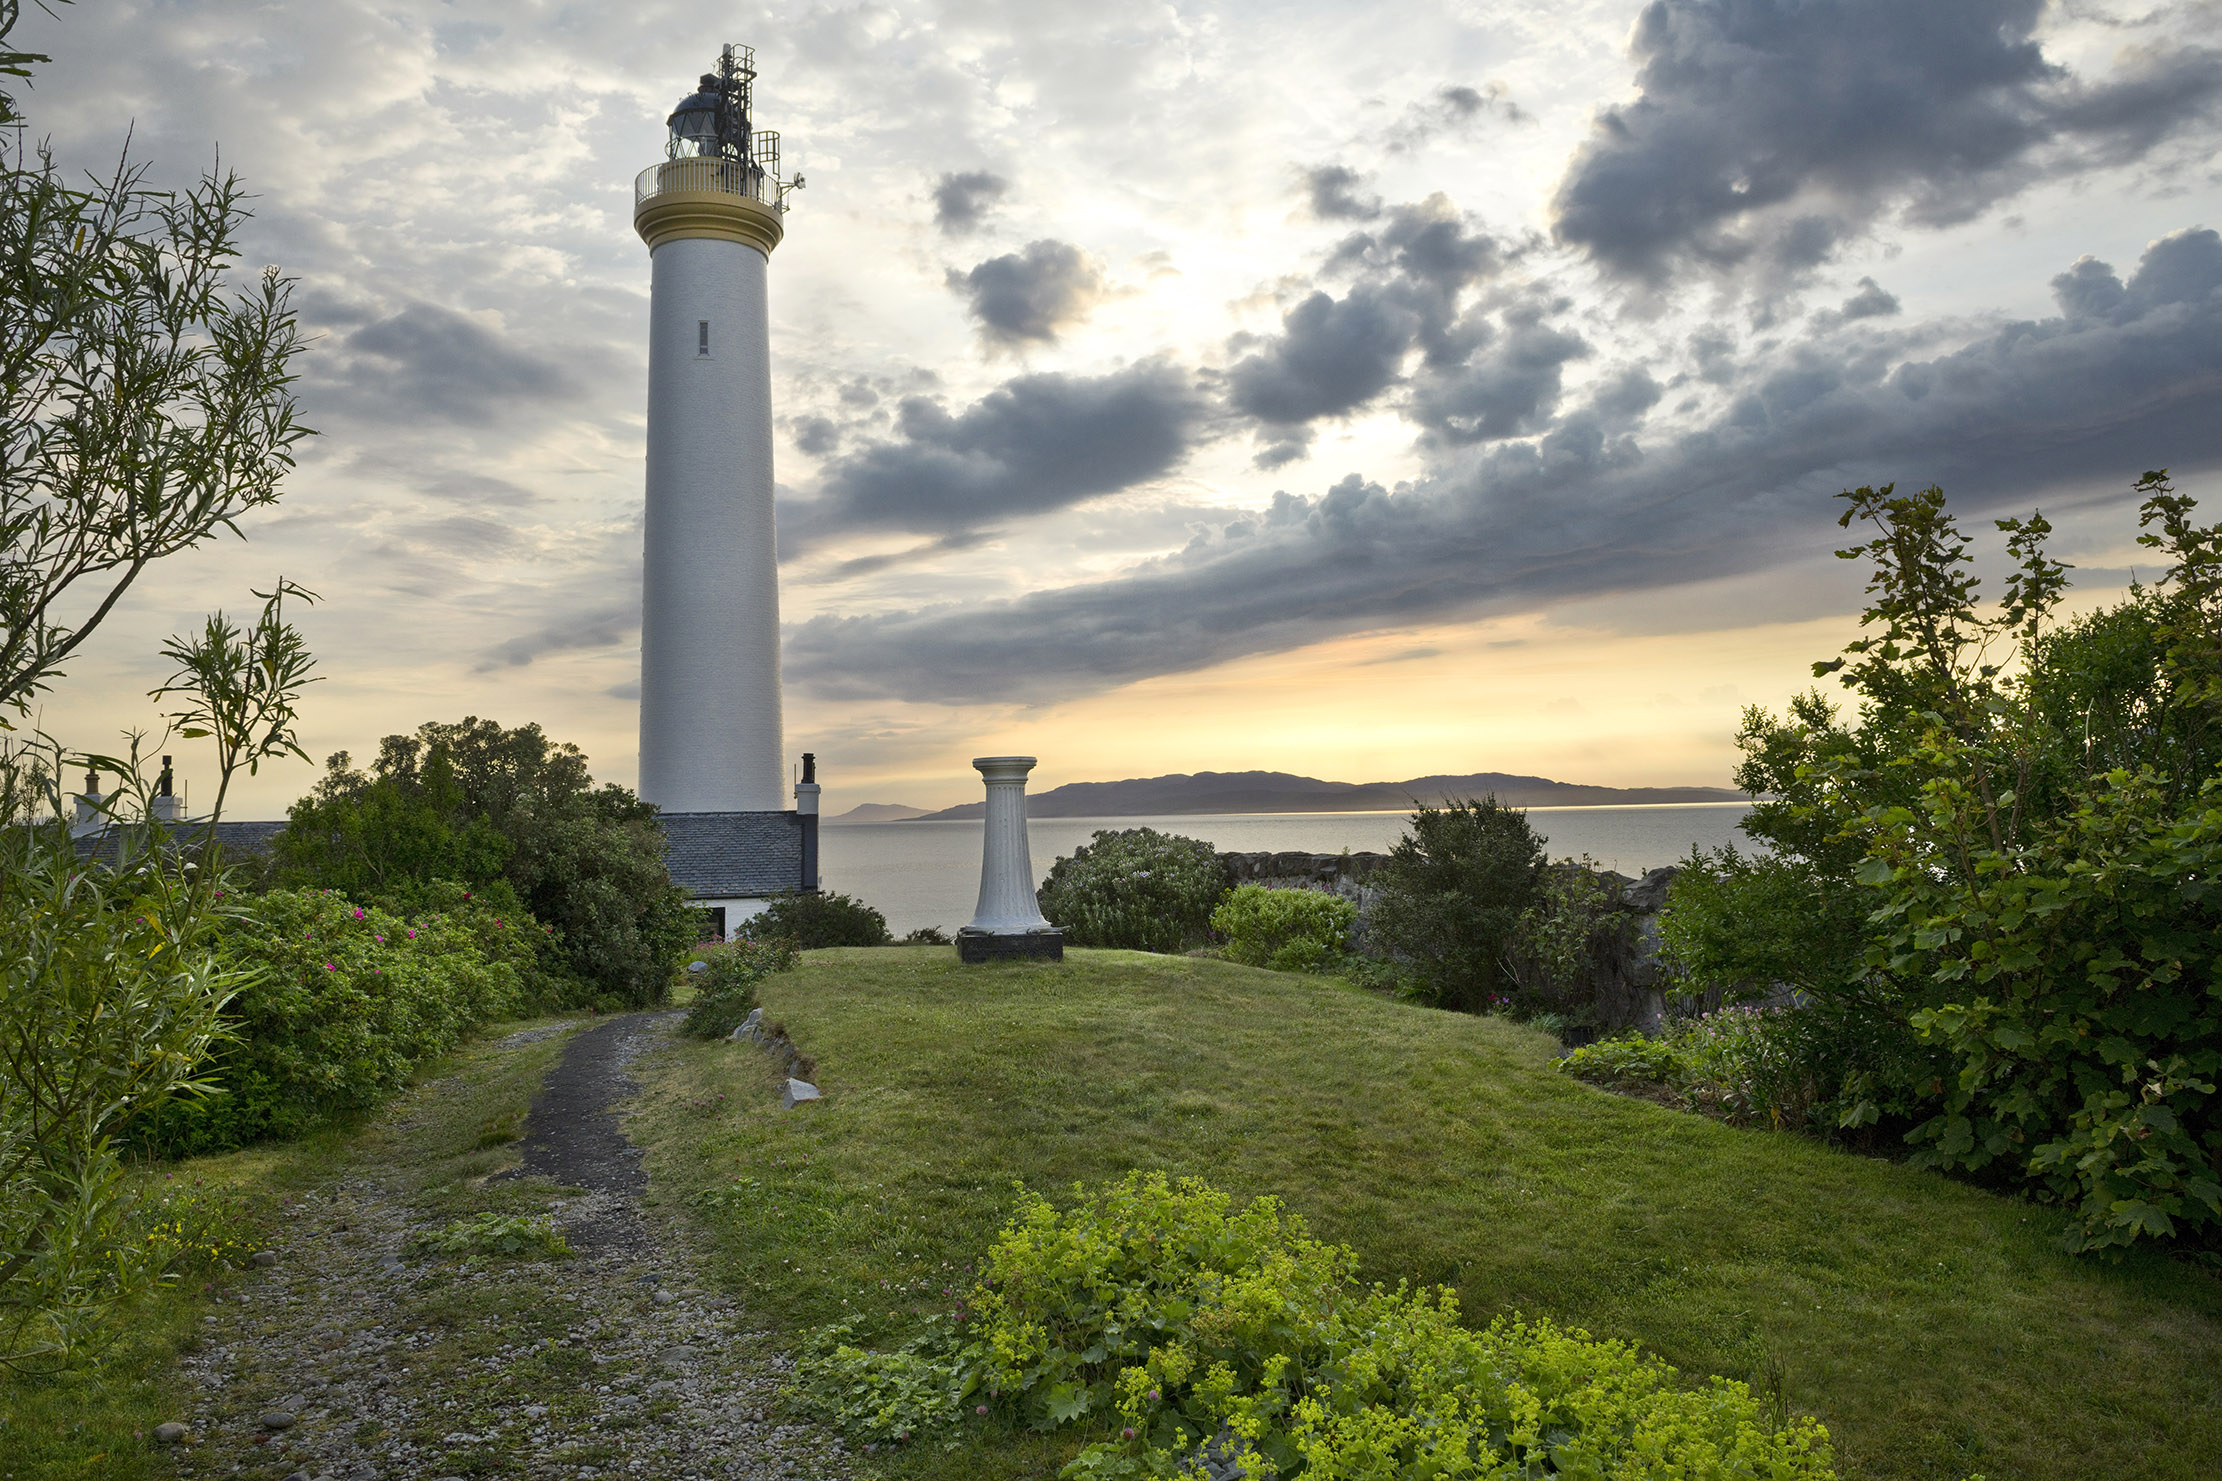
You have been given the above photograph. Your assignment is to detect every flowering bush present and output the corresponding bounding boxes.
[1209,885,1355,972]
[134,888,533,1155]
[792,1173,1837,1478]
[1037,829,1228,954]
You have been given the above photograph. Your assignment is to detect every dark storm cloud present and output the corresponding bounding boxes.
[1553,0,2222,284]
[933,170,1010,234]
[788,229,2222,704]
[946,239,1105,346]
[1409,309,1591,445]
[1229,196,1506,448]
[321,302,573,425]
[1304,165,1382,221]
[1835,277,1902,321]
[785,360,1210,548]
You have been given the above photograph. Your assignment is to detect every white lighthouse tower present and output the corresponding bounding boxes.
[635,45,817,936]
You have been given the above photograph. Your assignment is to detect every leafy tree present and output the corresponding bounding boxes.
[1716,474,2222,1251]
[1036,827,1228,953]
[1362,797,1546,1012]
[148,579,319,822]
[273,718,694,1006]
[0,0,309,719]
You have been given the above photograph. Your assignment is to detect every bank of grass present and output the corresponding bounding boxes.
[0,1014,584,1481]
[633,946,2222,1481]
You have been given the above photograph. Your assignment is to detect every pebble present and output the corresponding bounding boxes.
[153,1421,189,1444]
[252,1250,280,1267]
[260,1410,297,1430]
[653,1287,677,1305]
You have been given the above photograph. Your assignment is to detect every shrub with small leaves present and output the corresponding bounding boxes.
[412,1212,571,1262]
[792,1173,1837,1477]
[1209,885,1356,972]
[1037,829,1228,953]
[681,936,800,1039]
[745,891,891,948]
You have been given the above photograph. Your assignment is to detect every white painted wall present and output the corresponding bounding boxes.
[640,234,785,813]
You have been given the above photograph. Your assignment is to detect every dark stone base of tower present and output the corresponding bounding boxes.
[956,927,1065,963]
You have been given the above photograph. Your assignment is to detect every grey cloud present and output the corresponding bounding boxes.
[789,230,2222,704]
[2052,226,2222,320]
[1410,313,1591,445]
[946,239,1105,347]
[479,604,636,671]
[1387,82,1529,152]
[1591,367,1665,425]
[1837,277,1902,321]
[933,170,1009,234]
[324,303,573,425]
[1553,0,2222,285]
[1304,165,1382,221]
[786,360,1210,547]
[792,415,842,457]
[1231,196,1505,438]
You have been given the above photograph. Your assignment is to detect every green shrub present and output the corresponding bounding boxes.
[1561,1003,1939,1138]
[1210,885,1355,972]
[902,925,952,945]
[412,1212,571,1261]
[1037,829,1228,953]
[272,718,697,1006]
[1503,859,1640,1028]
[1,815,239,1372]
[792,1173,1837,1478]
[1362,797,1546,1012]
[745,891,891,948]
[681,936,799,1039]
[134,888,533,1156]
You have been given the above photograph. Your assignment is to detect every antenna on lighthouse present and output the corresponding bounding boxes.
[662,44,804,209]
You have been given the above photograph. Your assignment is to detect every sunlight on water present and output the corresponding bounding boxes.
[817,803,1757,938]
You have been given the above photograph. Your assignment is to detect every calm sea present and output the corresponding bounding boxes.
[819,803,1757,939]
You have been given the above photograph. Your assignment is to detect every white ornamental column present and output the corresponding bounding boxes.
[958,756,1065,963]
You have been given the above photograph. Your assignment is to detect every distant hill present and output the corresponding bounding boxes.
[910,770,1746,821]
[827,802,933,823]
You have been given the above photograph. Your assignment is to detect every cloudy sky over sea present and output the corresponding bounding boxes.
[17,0,2222,814]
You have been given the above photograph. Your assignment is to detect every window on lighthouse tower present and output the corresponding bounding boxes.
[697,320,711,357]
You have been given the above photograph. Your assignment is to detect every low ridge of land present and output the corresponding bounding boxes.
[907,768,1746,820]
[823,802,933,823]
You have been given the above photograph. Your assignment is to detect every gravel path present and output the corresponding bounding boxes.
[165,1014,850,1481]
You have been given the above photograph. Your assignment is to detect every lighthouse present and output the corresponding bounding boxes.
[635,44,817,936]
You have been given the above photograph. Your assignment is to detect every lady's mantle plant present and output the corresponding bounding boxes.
[793,1172,1836,1478]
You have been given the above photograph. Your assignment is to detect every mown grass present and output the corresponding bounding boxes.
[633,946,2222,1481]
[0,1014,584,1481]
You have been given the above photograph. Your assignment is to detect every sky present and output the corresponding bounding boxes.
[14,0,2222,816]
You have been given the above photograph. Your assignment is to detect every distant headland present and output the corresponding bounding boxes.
[824,770,1747,824]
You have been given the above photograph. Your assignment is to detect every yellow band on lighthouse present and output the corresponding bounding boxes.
[634,160,785,255]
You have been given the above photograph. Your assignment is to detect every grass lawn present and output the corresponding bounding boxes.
[633,946,2222,1481]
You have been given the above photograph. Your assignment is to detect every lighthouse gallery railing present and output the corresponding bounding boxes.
[636,136,785,211]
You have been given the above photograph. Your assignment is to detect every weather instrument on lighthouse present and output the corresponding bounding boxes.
[633,45,816,932]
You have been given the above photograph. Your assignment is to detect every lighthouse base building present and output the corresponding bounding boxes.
[635,46,818,936]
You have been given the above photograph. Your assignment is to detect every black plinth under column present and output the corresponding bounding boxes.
[956,928,1066,963]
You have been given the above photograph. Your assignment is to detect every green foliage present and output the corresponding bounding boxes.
[1210,885,1356,972]
[1659,847,1871,1011]
[1037,828,1229,953]
[0,12,310,717]
[681,937,800,1039]
[273,718,695,1006]
[134,888,532,1156]
[149,580,320,825]
[1362,798,1546,1012]
[793,1317,975,1445]
[131,1177,268,1280]
[903,925,954,946]
[744,891,891,948]
[411,1211,571,1262]
[1502,860,1644,1029]
[1708,473,2222,1251]
[792,1173,1836,1477]
[0,791,239,1372]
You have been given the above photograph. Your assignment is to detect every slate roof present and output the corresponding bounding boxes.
[658,810,804,898]
[68,818,287,865]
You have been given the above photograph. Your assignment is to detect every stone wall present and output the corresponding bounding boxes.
[1218,851,1680,1034]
